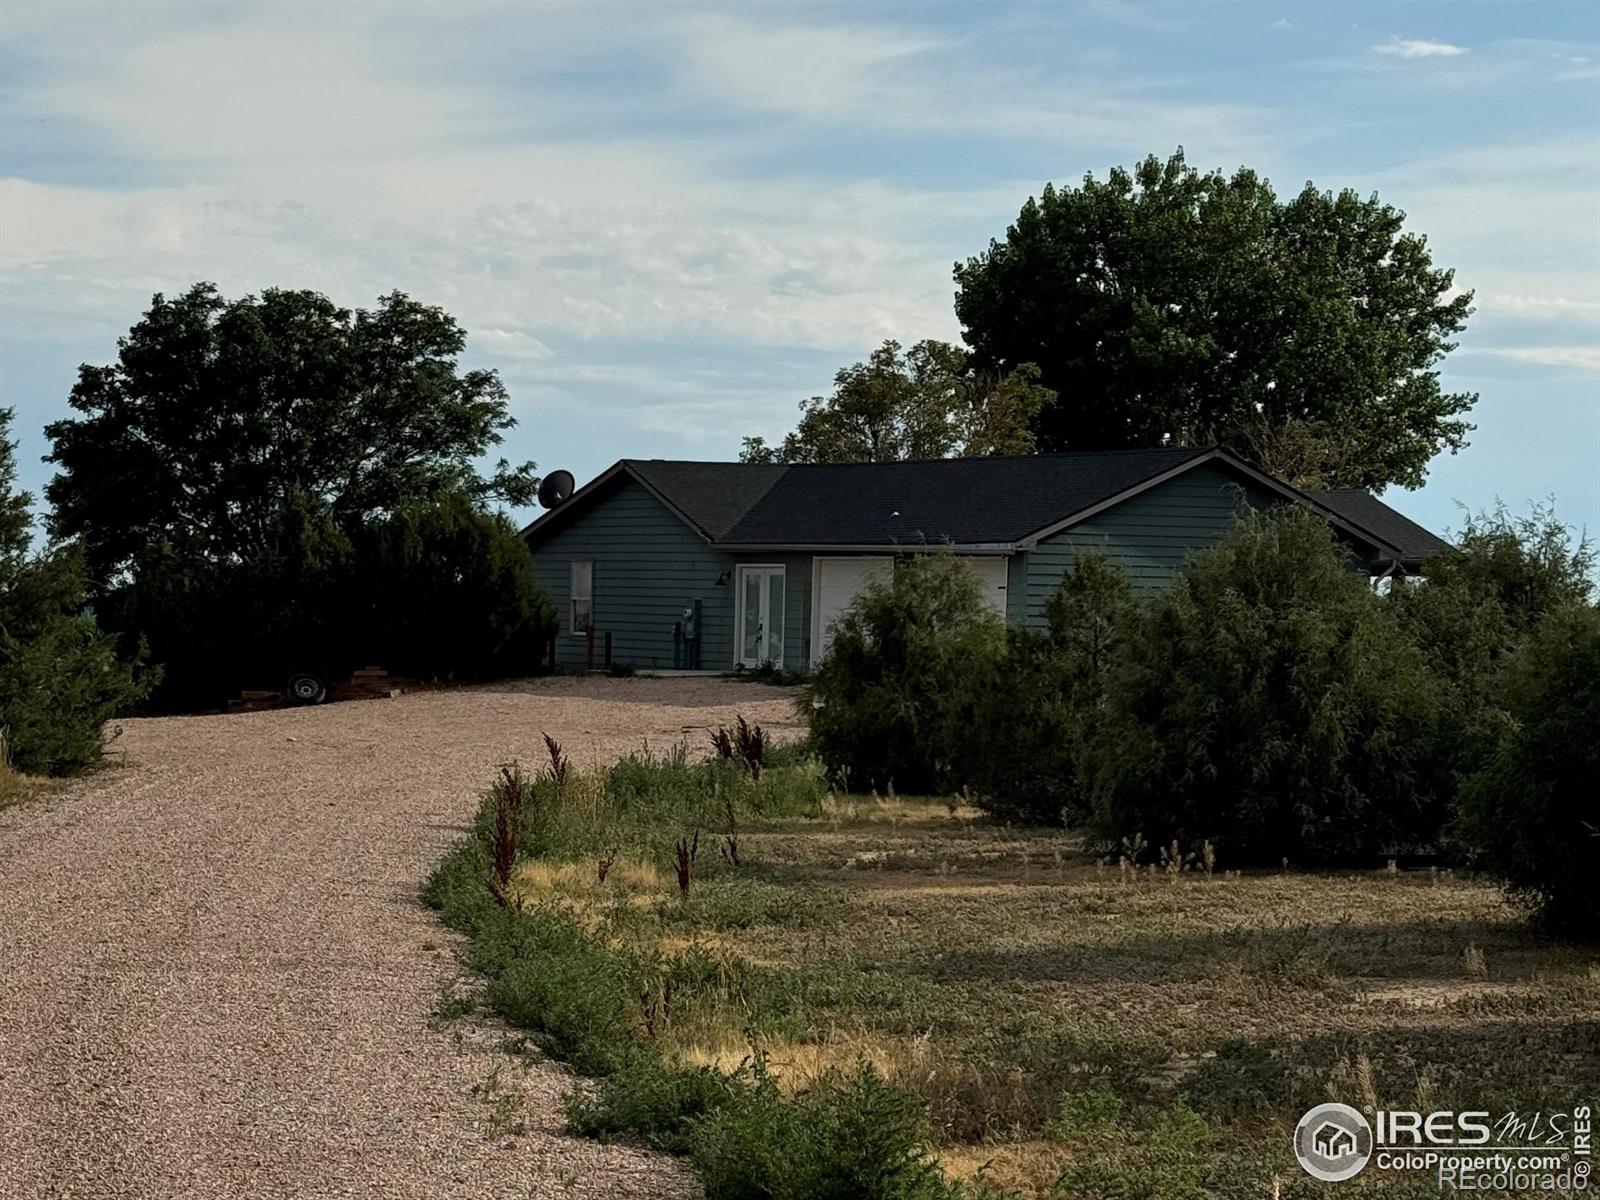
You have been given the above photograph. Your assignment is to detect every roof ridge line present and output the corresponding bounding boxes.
[780,445,1210,469]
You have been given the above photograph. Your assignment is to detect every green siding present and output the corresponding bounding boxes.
[1021,463,1274,626]
[529,460,1394,669]
[529,478,735,669]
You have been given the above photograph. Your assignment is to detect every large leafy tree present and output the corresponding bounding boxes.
[954,150,1476,490]
[741,339,1054,464]
[47,283,538,589]
[45,285,550,708]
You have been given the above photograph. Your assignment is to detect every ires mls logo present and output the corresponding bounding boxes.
[1376,1109,1493,1144]
[1295,1103,1374,1182]
[1295,1103,1594,1184]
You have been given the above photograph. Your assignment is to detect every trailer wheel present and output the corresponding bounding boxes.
[285,670,328,705]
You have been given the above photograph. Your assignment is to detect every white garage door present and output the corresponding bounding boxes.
[811,556,1009,667]
[811,557,892,667]
[965,557,1009,618]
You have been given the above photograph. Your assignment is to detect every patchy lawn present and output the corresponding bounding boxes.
[480,778,1599,1198]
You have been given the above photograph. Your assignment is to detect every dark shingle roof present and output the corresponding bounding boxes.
[524,448,1448,562]
[625,460,786,539]
[1304,489,1450,563]
[719,447,1207,545]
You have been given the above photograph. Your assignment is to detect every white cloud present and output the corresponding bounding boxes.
[1476,345,1600,372]
[1375,38,1468,59]
[35,31,484,165]
[474,329,555,362]
[1481,293,1600,319]
[670,13,952,122]
[1353,141,1599,304]
[0,166,961,354]
[0,0,1280,390]
[1,0,1595,512]
[666,11,1270,161]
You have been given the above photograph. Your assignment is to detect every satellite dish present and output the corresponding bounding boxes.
[538,469,576,509]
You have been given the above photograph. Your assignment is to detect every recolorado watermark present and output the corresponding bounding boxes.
[1294,1103,1592,1191]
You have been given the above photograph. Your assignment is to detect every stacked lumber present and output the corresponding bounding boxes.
[331,666,401,702]
[228,689,283,713]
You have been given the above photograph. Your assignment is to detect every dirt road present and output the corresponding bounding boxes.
[0,678,801,1200]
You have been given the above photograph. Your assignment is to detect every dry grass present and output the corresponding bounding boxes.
[676,1027,925,1091]
[526,791,1600,1197]
[816,791,988,826]
[517,857,665,894]
[0,766,29,811]
[0,755,48,812]
[939,1141,1074,1197]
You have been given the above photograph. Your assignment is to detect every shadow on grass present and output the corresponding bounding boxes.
[1182,1017,1600,1120]
[916,917,1582,985]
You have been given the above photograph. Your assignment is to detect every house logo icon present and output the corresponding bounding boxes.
[1294,1102,1373,1182]
[1314,1121,1357,1159]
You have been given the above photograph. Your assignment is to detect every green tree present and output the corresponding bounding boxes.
[358,493,557,682]
[0,409,151,774]
[954,149,1475,490]
[804,553,1007,793]
[1458,603,1600,936]
[46,283,538,590]
[742,340,1053,464]
[45,285,551,707]
[970,554,1136,825]
[1391,503,1594,781]
[1089,506,1449,862]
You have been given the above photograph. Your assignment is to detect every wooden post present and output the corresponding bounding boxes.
[604,630,613,668]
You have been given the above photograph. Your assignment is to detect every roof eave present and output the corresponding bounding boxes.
[519,461,629,540]
[1211,453,1409,561]
[520,460,719,545]
[714,541,1017,554]
[1015,446,1410,562]
[1015,447,1217,547]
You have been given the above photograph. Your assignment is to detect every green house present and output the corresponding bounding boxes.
[520,447,1446,674]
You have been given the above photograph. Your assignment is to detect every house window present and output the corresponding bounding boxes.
[570,561,593,635]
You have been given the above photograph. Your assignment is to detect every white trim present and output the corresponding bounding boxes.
[809,556,822,667]
[720,541,1015,553]
[568,560,593,637]
[733,563,787,669]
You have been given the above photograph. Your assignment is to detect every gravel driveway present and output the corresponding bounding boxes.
[0,677,802,1200]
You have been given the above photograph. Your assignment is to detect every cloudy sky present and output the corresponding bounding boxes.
[2,0,1597,538]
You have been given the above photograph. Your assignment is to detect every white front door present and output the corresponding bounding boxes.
[736,565,786,669]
